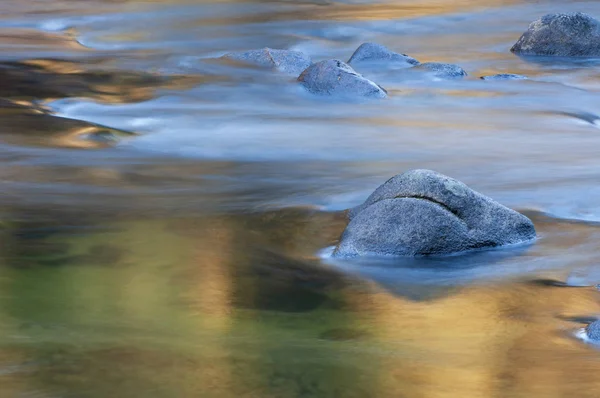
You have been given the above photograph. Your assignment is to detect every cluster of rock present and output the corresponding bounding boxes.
[217,12,600,257]
[222,12,600,342]
[221,12,600,99]
[215,12,600,259]
[324,14,600,260]
[222,42,469,99]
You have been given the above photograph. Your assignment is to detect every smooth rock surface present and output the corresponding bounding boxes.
[511,13,600,57]
[480,73,528,81]
[413,62,467,78]
[334,169,536,257]
[586,320,600,341]
[347,42,419,68]
[222,48,312,74]
[297,60,387,98]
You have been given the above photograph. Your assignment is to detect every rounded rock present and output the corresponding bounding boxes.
[511,13,600,57]
[335,169,536,258]
[414,62,467,78]
[336,198,471,257]
[586,320,600,341]
[298,60,387,98]
[348,42,419,68]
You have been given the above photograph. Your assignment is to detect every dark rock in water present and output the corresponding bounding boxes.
[413,62,467,78]
[334,169,536,257]
[586,320,600,341]
[222,48,312,74]
[297,60,387,98]
[480,73,528,81]
[347,42,419,68]
[511,13,600,57]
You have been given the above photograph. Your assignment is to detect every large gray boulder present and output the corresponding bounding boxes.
[222,48,312,74]
[511,13,600,57]
[348,42,419,68]
[298,60,387,98]
[333,170,536,257]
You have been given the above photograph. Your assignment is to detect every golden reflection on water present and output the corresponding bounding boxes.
[0,58,207,149]
[342,280,600,398]
[0,29,85,53]
[1,211,600,397]
[0,58,202,103]
[301,0,523,21]
[176,0,524,26]
[3,0,600,396]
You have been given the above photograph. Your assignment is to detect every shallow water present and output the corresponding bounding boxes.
[3,0,600,397]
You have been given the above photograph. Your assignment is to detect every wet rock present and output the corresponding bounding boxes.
[480,73,527,81]
[586,320,600,341]
[511,13,600,57]
[222,48,312,74]
[297,60,387,98]
[334,169,536,257]
[347,42,419,68]
[413,62,467,79]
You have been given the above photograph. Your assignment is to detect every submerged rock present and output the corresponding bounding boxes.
[334,169,536,257]
[222,48,312,74]
[511,13,600,57]
[347,42,419,68]
[586,320,600,341]
[413,62,467,79]
[565,267,600,287]
[480,73,528,81]
[297,60,387,98]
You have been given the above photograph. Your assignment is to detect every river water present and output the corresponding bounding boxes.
[3,0,600,397]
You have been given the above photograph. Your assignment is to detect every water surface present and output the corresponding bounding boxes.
[3,0,600,396]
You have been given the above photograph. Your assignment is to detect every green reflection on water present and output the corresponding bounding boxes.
[2,213,600,398]
[0,213,383,397]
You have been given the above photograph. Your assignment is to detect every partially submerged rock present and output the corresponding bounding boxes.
[413,62,467,79]
[297,60,387,98]
[334,169,536,257]
[586,320,600,341]
[480,73,528,81]
[566,267,600,287]
[347,42,419,68]
[511,13,600,57]
[222,48,312,74]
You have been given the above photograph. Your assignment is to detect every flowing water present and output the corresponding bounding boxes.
[3,0,600,396]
